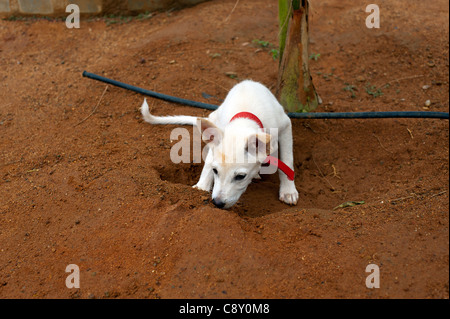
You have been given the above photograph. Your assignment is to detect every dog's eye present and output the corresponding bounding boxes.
[234,174,246,181]
[212,168,218,175]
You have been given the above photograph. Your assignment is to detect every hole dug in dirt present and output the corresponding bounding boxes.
[156,162,203,187]
[155,159,309,217]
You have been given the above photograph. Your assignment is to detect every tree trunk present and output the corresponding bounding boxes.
[277,0,318,112]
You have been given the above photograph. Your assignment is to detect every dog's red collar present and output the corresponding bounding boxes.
[230,112,264,129]
[263,156,295,181]
[230,112,295,181]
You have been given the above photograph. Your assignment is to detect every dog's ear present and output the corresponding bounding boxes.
[196,118,222,145]
[246,132,272,162]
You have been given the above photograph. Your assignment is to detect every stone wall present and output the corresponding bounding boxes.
[0,0,209,17]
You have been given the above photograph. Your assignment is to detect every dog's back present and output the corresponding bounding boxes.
[141,80,289,130]
[211,80,289,130]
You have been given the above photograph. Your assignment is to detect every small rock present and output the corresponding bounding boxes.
[422,85,431,90]
[425,100,431,107]
[356,75,365,82]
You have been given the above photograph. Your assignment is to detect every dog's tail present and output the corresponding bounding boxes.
[140,99,201,126]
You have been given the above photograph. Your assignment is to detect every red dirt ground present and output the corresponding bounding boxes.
[0,0,448,299]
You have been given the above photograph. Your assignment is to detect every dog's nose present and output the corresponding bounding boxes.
[212,198,226,209]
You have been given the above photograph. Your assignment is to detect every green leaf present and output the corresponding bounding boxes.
[333,201,365,210]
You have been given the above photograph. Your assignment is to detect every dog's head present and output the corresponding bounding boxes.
[197,118,274,209]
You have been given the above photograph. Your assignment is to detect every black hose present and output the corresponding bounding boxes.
[287,111,449,119]
[83,71,218,111]
[82,71,449,120]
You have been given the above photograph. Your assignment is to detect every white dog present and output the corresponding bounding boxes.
[141,80,298,209]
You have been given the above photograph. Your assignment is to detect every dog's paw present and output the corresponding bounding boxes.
[193,183,211,192]
[279,186,299,205]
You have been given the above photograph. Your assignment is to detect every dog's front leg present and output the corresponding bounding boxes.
[193,147,214,192]
[277,122,299,205]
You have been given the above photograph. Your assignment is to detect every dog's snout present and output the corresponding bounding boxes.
[212,198,226,209]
